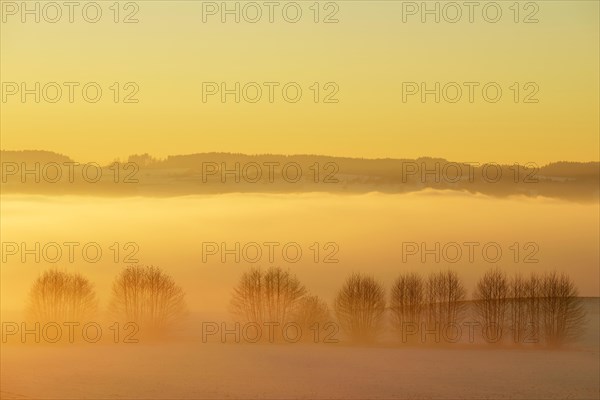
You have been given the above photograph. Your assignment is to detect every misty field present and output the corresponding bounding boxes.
[1,192,599,399]
[1,298,598,399]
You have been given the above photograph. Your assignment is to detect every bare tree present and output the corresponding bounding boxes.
[334,273,386,342]
[524,273,542,343]
[425,270,466,335]
[109,265,187,335]
[540,271,586,346]
[508,273,541,344]
[508,273,530,343]
[509,272,586,346]
[230,267,307,327]
[27,270,98,323]
[474,268,509,343]
[390,272,425,340]
[293,295,331,341]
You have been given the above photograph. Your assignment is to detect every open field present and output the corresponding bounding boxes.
[2,299,598,400]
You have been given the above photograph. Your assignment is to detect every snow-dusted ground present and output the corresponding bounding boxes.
[2,341,598,399]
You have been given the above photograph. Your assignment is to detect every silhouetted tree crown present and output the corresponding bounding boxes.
[334,273,386,342]
[109,265,187,335]
[27,270,98,323]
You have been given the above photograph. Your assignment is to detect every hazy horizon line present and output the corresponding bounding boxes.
[2,149,599,167]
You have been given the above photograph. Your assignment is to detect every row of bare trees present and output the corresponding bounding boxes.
[231,267,586,346]
[27,266,187,336]
[472,268,585,346]
[27,266,586,345]
[230,269,467,343]
[389,270,468,342]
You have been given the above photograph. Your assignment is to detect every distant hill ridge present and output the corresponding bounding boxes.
[1,150,598,202]
[2,150,598,174]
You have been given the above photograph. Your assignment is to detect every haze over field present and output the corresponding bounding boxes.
[1,190,598,312]
[1,151,598,400]
[1,189,599,399]
[1,0,599,398]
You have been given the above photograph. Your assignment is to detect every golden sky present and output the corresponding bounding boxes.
[1,1,598,164]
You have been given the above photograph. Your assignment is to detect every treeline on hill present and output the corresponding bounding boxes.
[23,266,586,346]
[1,150,598,201]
